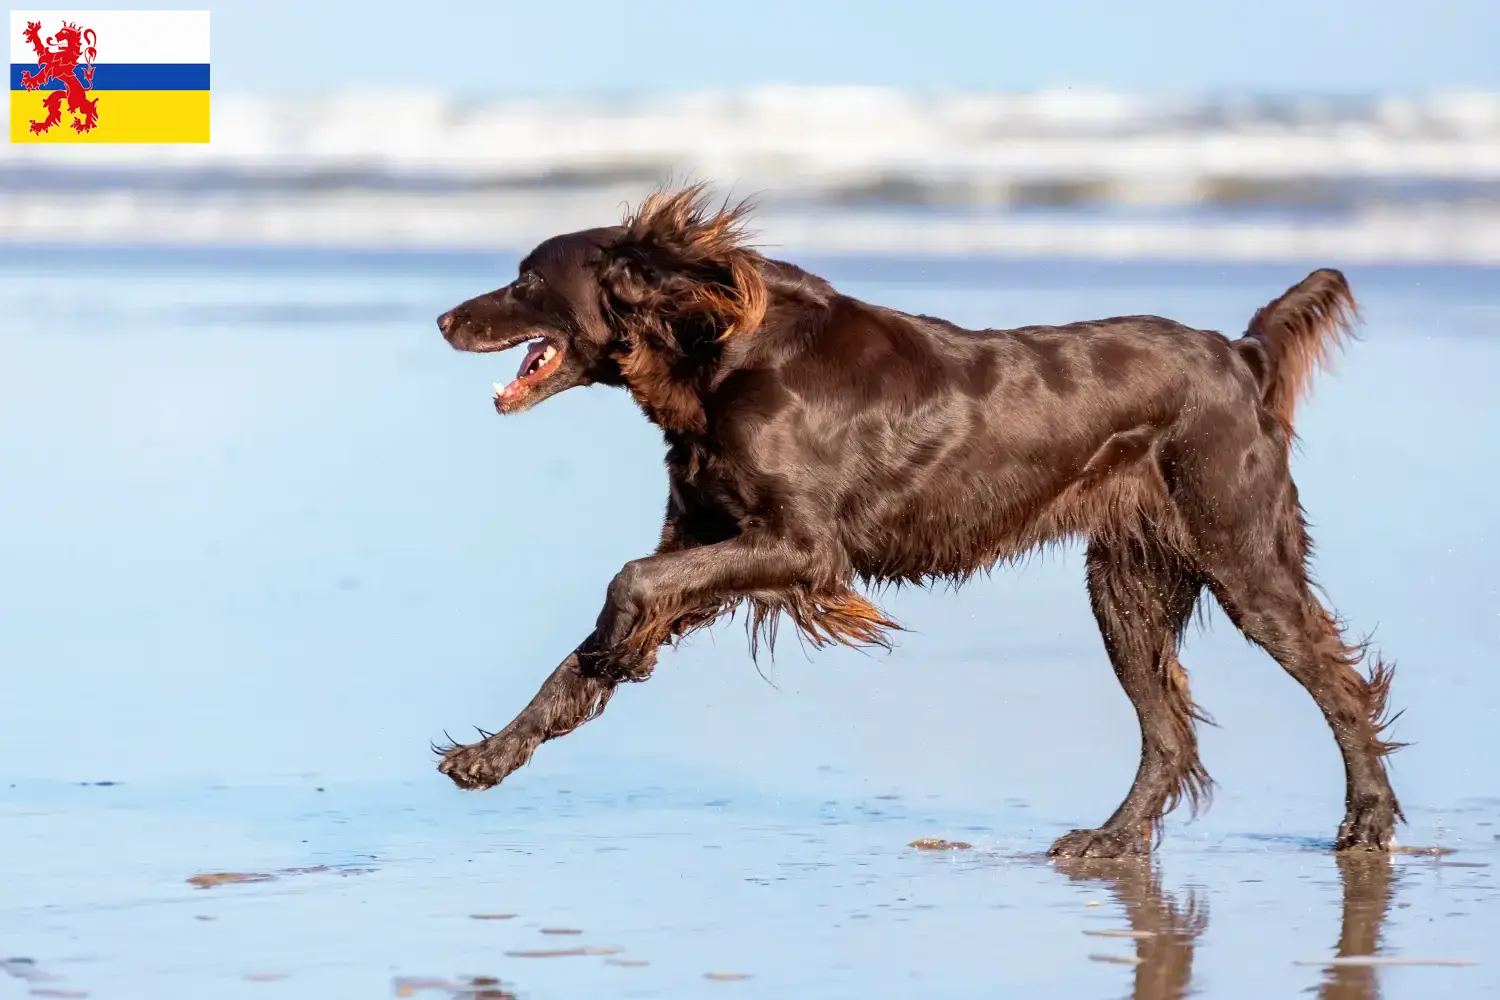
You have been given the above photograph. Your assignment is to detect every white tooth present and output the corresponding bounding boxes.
[542,346,557,362]
[493,382,504,395]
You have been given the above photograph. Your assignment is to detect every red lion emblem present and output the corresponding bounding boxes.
[20,19,100,135]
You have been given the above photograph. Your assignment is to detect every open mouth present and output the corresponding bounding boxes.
[492,338,564,408]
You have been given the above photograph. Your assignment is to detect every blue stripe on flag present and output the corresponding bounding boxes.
[9,63,210,91]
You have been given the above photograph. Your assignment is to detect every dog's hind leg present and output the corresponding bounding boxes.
[1049,536,1209,859]
[1189,497,1402,852]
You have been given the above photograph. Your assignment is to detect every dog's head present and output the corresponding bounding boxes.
[438,185,767,429]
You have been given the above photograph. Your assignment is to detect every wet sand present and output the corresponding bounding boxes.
[2,252,1497,998]
[3,777,1495,998]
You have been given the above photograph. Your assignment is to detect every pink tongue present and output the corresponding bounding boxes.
[516,340,548,380]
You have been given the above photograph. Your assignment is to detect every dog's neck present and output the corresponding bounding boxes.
[616,258,836,437]
[618,339,712,436]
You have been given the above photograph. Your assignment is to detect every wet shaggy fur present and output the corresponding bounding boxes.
[434,185,1403,857]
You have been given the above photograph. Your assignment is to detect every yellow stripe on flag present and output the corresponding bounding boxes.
[10,89,210,144]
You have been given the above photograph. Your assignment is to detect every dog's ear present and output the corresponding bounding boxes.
[602,184,767,340]
[599,254,655,310]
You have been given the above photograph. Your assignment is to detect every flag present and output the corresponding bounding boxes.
[10,9,209,143]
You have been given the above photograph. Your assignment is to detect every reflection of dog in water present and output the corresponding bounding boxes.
[1056,855,1394,1000]
[1320,854,1397,1000]
[1056,859,1206,1000]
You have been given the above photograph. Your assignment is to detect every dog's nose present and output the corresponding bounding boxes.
[437,309,458,334]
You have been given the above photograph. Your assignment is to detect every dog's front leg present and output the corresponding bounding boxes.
[437,536,811,790]
[437,643,615,790]
[584,537,817,677]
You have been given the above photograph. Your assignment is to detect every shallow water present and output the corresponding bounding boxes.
[2,250,1498,998]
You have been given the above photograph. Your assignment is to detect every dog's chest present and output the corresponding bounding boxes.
[668,460,758,540]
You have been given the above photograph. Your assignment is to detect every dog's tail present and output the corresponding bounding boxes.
[1234,268,1360,449]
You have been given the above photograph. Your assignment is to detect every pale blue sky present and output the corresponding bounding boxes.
[36,0,1500,95]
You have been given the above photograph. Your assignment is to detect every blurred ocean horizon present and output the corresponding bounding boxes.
[5,86,1500,263]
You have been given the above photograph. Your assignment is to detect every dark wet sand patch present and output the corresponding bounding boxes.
[505,947,621,959]
[393,975,517,998]
[605,959,650,967]
[468,914,516,921]
[0,957,86,997]
[187,872,276,888]
[908,838,972,851]
[187,864,376,889]
[393,976,453,996]
[243,972,289,982]
[1392,845,1458,856]
[1088,954,1144,966]
[538,928,582,935]
[280,864,378,878]
[3,958,55,982]
[704,972,753,981]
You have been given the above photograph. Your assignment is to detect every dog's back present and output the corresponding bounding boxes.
[763,296,1267,585]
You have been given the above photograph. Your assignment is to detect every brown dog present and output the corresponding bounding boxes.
[434,185,1402,857]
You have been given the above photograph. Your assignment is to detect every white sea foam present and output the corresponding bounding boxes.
[4,87,1500,262]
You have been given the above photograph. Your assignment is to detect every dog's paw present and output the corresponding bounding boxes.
[437,732,537,790]
[1047,827,1148,860]
[1334,797,1398,852]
